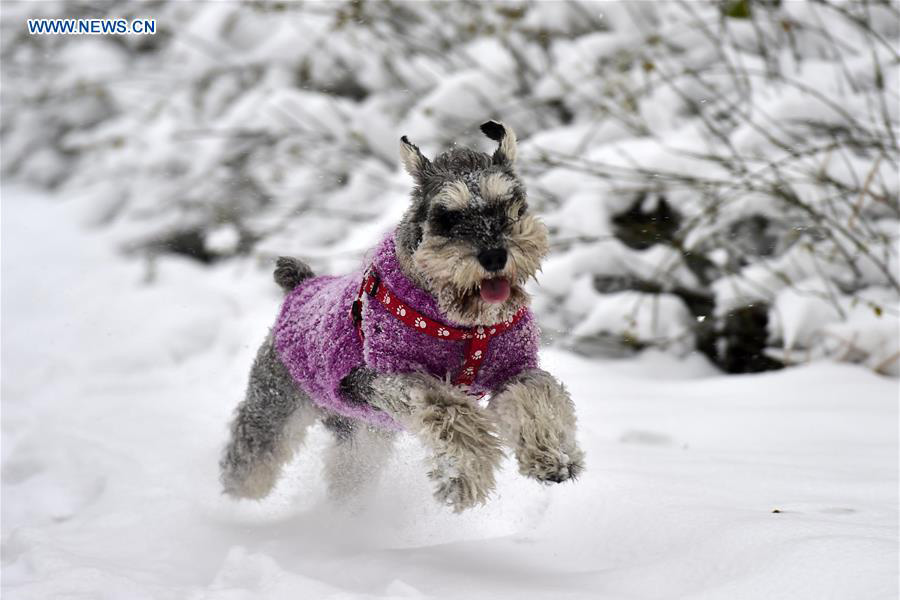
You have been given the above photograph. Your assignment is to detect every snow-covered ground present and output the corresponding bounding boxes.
[2,184,898,599]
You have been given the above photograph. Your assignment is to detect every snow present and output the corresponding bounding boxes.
[205,224,241,256]
[572,291,694,352]
[771,277,845,351]
[3,185,897,599]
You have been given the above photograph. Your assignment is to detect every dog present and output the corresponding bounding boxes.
[220,121,584,512]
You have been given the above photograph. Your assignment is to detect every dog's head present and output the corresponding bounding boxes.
[394,121,549,326]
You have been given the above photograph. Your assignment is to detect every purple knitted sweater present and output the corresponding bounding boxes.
[273,235,540,430]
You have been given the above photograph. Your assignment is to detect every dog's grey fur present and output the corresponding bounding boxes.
[220,334,322,499]
[221,121,583,512]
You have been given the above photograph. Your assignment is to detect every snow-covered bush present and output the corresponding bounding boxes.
[2,0,897,375]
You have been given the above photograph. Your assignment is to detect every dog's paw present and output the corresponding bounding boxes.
[220,460,280,500]
[517,441,584,484]
[419,390,504,512]
[430,462,486,513]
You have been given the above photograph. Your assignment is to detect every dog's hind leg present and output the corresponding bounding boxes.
[220,334,320,499]
[341,367,503,512]
[321,415,396,502]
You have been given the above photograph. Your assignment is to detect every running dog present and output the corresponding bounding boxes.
[220,121,584,512]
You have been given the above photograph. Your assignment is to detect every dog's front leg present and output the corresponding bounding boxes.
[341,367,503,512]
[489,369,584,484]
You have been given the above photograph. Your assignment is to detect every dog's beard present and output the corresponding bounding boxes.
[409,216,549,326]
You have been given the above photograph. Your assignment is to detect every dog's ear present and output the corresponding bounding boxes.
[399,135,431,181]
[480,120,517,166]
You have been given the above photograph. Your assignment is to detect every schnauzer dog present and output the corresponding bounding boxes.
[220,121,584,512]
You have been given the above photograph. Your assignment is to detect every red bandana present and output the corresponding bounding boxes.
[350,268,525,386]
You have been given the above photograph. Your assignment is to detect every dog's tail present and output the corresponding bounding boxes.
[274,257,314,293]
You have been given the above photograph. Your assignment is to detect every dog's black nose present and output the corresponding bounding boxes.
[477,248,507,272]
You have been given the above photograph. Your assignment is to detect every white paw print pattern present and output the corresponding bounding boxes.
[396,306,406,317]
[382,292,391,305]
[474,327,487,340]
[462,366,475,376]
[437,327,450,337]
[489,328,496,335]
[471,350,483,361]
[414,316,427,329]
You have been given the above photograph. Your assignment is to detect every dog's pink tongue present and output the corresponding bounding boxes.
[480,278,511,304]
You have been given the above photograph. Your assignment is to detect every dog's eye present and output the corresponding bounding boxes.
[429,206,459,236]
